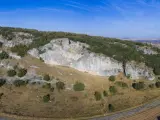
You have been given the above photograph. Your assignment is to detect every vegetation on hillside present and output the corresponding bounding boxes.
[94,91,102,101]
[7,69,17,77]
[0,26,160,75]
[73,82,85,91]
[0,79,6,87]
[0,51,9,60]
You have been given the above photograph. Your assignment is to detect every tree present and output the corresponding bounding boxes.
[103,90,108,97]
[109,76,115,82]
[155,82,160,88]
[7,69,16,77]
[43,74,50,81]
[73,82,85,91]
[17,68,27,77]
[56,81,65,91]
[132,82,145,90]
[13,80,27,87]
[109,86,117,94]
[0,51,9,60]
[108,104,114,112]
[94,91,102,101]
[0,79,6,87]
[43,94,50,103]
[11,44,29,57]
[0,42,3,47]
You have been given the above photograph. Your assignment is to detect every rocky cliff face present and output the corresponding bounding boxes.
[28,38,155,80]
[0,32,33,47]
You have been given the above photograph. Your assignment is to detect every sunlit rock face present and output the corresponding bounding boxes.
[29,38,155,80]
[0,32,33,47]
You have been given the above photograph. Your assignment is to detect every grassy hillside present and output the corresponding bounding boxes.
[0,26,160,75]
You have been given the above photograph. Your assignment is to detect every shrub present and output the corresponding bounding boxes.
[0,42,3,47]
[73,82,85,91]
[155,82,160,88]
[115,81,128,88]
[50,87,54,92]
[17,68,27,77]
[109,76,115,82]
[103,90,108,97]
[40,57,44,62]
[132,82,145,90]
[94,91,102,101]
[43,74,50,81]
[0,51,9,60]
[13,80,27,87]
[56,81,65,91]
[7,69,16,77]
[0,79,6,87]
[11,44,29,57]
[108,104,114,112]
[109,86,117,94]
[42,83,51,89]
[0,93,4,99]
[153,67,160,75]
[43,94,50,103]
[126,74,131,79]
[148,84,155,89]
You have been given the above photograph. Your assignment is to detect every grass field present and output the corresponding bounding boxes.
[0,56,160,119]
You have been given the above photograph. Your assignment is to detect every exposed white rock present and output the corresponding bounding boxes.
[125,62,154,80]
[9,53,21,59]
[0,61,14,69]
[136,46,157,55]
[0,32,33,47]
[29,38,155,80]
[28,48,39,58]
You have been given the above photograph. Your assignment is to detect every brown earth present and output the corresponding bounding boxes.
[0,56,160,119]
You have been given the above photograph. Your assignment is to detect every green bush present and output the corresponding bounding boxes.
[56,81,65,91]
[43,94,50,103]
[73,82,85,91]
[115,81,128,88]
[0,51,9,60]
[109,86,117,94]
[40,57,44,62]
[7,69,17,77]
[148,84,155,89]
[94,91,102,101]
[103,90,108,97]
[132,82,145,90]
[0,93,4,99]
[0,42,3,47]
[13,80,27,87]
[155,82,160,88]
[17,68,27,77]
[43,74,50,81]
[108,104,114,112]
[42,83,51,89]
[109,76,115,82]
[153,67,160,75]
[0,79,6,87]
[11,44,29,57]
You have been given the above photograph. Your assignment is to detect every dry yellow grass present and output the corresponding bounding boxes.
[0,55,160,119]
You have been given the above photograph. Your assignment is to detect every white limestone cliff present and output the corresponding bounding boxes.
[28,38,155,80]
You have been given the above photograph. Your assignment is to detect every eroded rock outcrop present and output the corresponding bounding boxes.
[29,38,155,80]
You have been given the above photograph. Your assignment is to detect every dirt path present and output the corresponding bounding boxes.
[91,97,160,120]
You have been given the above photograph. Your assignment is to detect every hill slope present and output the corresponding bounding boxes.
[0,26,159,79]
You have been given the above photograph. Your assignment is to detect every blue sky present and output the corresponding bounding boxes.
[0,0,160,39]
